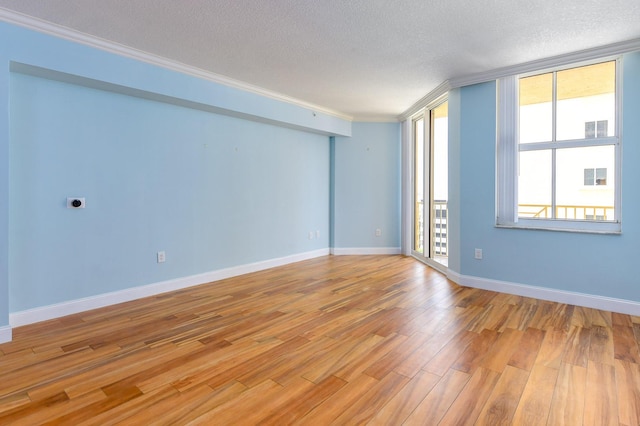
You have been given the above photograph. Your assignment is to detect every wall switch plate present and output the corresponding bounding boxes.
[67,197,85,208]
[474,248,483,260]
[157,251,166,263]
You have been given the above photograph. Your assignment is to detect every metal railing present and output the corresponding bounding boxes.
[415,200,448,258]
[414,202,612,259]
[432,201,447,257]
[518,204,614,221]
[415,201,424,254]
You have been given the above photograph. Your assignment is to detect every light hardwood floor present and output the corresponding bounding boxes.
[0,255,639,424]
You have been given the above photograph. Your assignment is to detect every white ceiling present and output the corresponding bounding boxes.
[1,0,639,121]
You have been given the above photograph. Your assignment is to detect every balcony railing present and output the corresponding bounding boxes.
[518,204,614,221]
[415,200,448,258]
[415,202,612,260]
[432,201,447,257]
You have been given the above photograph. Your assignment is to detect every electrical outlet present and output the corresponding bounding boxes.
[157,251,166,263]
[316,230,320,239]
[474,248,483,260]
[375,228,382,237]
[308,231,314,240]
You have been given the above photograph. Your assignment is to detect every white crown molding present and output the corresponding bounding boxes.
[449,38,640,89]
[0,7,353,122]
[9,248,330,329]
[448,270,640,316]
[398,80,452,121]
[400,38,640,120]
[0,325,11,344]
[330,247,402,255]
[352,116,402,123]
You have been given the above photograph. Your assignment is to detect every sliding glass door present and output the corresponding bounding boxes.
[412,99,449,268]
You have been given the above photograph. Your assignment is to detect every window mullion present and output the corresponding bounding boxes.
[551,149,557,219]
[519,138,617,151]
[551,71,558,219]
[552,71,557,143]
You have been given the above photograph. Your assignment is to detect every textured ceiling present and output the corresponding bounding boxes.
[1,0,639,120]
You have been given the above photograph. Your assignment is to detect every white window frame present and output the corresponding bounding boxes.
[496,57,622,234]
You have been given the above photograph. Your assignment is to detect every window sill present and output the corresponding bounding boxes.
[496,220,621,235]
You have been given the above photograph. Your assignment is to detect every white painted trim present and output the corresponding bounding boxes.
[448,270,640,316]
[401,119,412,256]
[400,38,640,119]
[449,38,640,89]
[9,248,330,328]
[0,8,353,122]
[353,116,401,123]
[0,325,12,344]
[330,247,402,255]
[399,80,452,121]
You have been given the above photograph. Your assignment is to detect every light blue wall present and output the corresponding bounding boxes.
[454,51,640,302]
[333,122,401,249]
[9,74,330,311]
[0,22,354,324]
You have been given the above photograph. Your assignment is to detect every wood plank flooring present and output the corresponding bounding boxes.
[0,255,639,424]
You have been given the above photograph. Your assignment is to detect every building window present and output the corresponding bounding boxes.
[585,120,608,138]
[497,59,620,232]
[584,168,607,186]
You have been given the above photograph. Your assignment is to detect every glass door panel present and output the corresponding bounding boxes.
[413,117,425,253]
[430,101,448,267]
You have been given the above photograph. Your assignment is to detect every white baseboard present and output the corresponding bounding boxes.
[0,325,12,344]
[9,248,330,328]
[448,270,640,316]
[331,247,402,255]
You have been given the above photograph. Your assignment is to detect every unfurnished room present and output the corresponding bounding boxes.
[0,1,640,424]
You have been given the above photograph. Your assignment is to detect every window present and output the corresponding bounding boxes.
[585,120,608,138]
[584,168,607,186]
[497,59,620,232]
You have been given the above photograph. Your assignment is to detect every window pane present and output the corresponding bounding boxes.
[556,61,615,141]
[431,101,448,263]
[414,118,424,253]
[595,168,607,185]
[518,150,552,218]
[432,101,448,202]
[585,121,596,138]
[584,168,595,185]
[556,146,615,220]
[596,120,608,137]
[519,73,552,143]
